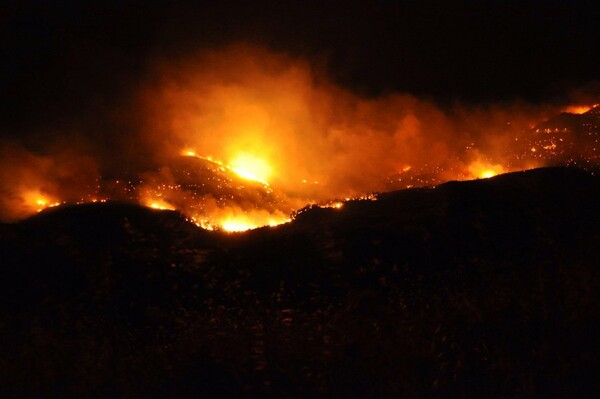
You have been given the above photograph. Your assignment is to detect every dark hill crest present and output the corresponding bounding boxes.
[1,166,599,398]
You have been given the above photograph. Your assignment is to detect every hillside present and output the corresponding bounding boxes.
[1,167,599,397]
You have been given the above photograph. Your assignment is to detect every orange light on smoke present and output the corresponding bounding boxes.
[147,200,175,210]
[181,149,272,186]
[320,201,344,209]
[220,218,255,232]
[229,153,272,186]
[142,193,175,210]
[479,170,497,179]
[563,105,592,115]
[467,161,505,180]
[22,190,62,213]
[219,213,291,232]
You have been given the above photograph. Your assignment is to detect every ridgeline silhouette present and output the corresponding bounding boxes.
[1,167,599,397]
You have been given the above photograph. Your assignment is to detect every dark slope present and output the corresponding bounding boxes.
[1,167,600,398]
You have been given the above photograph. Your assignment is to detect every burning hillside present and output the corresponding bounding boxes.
[1,46,599,229]
[107,151,294,231]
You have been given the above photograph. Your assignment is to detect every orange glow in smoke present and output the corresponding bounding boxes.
[480,170,497,179]
[147,199,175,211]
[563,105,592,115]
[174,149,291,230]
[3,46,591,230]
[182,149,271,186]
[320,201,344,209]
[467,161,505,180]
[218,212,291,232]
[229,153,272,186]
[220,218,256,232]
[23,190,62,213]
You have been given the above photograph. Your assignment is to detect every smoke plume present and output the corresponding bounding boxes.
[0,44,591,225]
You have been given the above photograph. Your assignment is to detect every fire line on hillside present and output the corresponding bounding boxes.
[1,47,598,230]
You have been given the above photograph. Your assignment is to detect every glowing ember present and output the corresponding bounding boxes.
[320,201,344,209]
[187,216,216,231]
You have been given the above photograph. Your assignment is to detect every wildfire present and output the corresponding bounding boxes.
[5,47,600,230]
[22,190,62,213]
[467,161,505,180]
[563,105,592,115]
[221,219,256,232]
[182,149,271,186]
[320,201,344,209]
[481,170,497,179]
[214,212,291,232]
[146,199,175,211]
[109,149,290,232]
[229,153,272,186]
[139,186,176,211]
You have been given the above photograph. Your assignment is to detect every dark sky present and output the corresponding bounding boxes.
[2,0,600,136]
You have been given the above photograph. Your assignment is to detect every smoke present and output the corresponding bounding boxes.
[0,140,99,221]
[135,45,552,196]
[0,43,593,224]
[566,81,600,105]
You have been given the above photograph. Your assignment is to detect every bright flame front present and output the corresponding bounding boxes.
[229,153,272,186]
[467,161,505,180]
[563,105,593,115]
[210,212,291,232]
[23,190,62,213]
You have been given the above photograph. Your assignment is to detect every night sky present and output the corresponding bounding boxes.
[2,1,600,137]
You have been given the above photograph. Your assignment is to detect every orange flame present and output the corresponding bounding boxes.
[229,153,272,186]
[182,149,271,186]
[22,190,62,213]
[563,105,592,115]
[467,161,505,180]
[4,46,597,229]
[146,199,175,211]
[206,211,291,232]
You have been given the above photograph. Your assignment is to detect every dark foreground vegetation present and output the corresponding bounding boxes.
[1,167,599,397]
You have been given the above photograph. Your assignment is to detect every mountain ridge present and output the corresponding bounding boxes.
[1,166,599,397]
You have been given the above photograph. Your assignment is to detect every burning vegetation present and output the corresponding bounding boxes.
[1,45,599,230]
